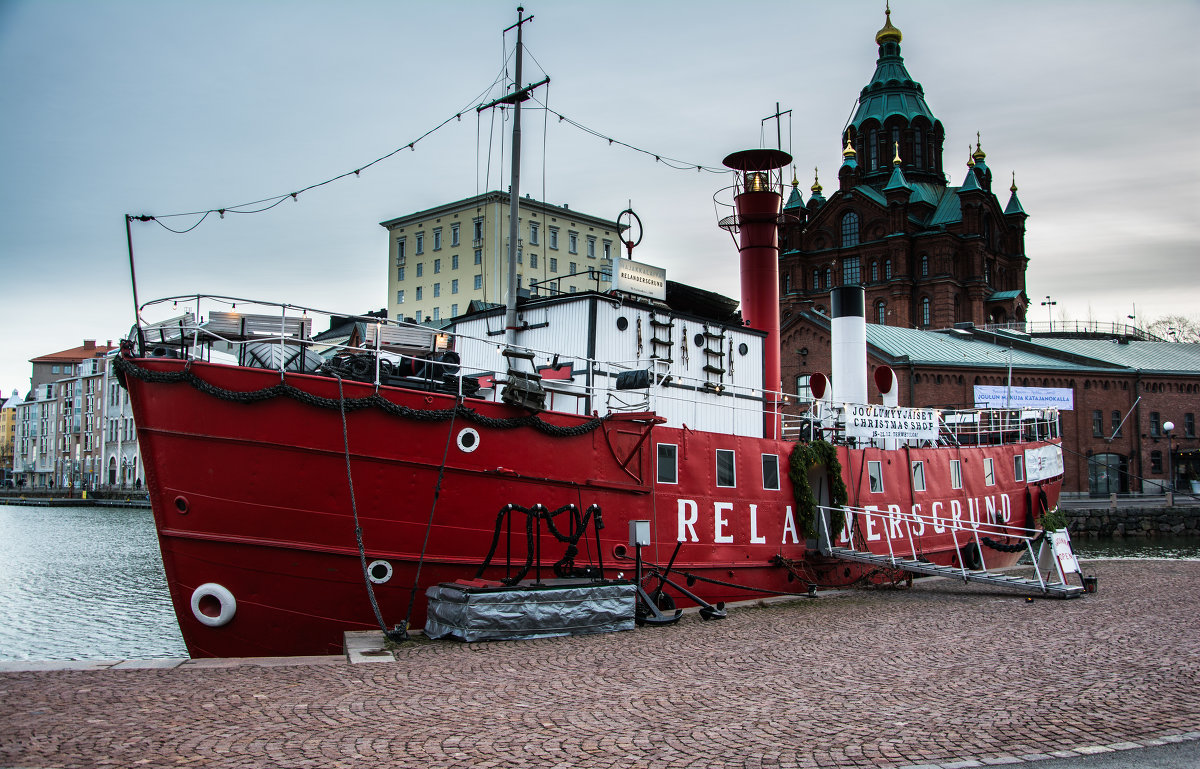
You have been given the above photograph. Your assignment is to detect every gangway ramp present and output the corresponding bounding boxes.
[817,506,1086,599]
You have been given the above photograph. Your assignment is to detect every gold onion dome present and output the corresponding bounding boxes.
[811,168,823,195]
[1011,172,1018,193]
[875,6,902,45]
[843,136,857,158]
[973,133,987,161]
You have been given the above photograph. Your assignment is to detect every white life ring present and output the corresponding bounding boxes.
[190,583,237,627]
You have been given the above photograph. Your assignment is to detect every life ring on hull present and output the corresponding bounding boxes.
[190,583,237,627]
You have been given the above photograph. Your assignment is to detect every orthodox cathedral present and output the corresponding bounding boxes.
[778,7,1028,332]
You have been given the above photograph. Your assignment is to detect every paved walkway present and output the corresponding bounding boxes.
[2,560,1198,768]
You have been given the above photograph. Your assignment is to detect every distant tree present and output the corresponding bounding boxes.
[1147,314,1200,343]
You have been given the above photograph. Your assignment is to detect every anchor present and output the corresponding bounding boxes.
[628,522,726,625]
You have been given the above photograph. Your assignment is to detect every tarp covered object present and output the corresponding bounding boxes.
[424,581,636,642]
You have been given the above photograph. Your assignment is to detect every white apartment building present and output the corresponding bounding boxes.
[382,192,621,323]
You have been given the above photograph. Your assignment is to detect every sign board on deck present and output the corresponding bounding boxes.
[613,258,666,301]
[1037,528,1080,578]
[843,404,938,441]
[973,385,1074,410]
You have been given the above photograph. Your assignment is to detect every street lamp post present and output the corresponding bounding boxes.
[1164,420,1176,504]
[1041,295,1057,332]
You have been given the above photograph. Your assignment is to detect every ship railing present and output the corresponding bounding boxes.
[134,294,802,436]
[817,502,1046,591]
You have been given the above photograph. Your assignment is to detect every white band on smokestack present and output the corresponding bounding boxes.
[831,286,867,405]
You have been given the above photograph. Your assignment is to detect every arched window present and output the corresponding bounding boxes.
[841,212,860,247]
[884,259,892,280]
[824,268,832,289]
[914,127,923,167]
[811,268,818,290]
[869,129,878,169]
[891,126,900,160]
[921,297,931,327]
[783,273,792,294]
[870,261,879,282]
[920,254,929,277]
[876,300,886,325]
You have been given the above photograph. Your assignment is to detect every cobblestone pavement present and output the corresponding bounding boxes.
[2,560,1198,769]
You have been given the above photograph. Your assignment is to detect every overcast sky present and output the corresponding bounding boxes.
[1,0,1197,395]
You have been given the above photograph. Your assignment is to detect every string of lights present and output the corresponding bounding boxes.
[132,74,728,236]
[528,94,726,174]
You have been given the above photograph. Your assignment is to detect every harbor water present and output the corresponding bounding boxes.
[0,502,1197,661]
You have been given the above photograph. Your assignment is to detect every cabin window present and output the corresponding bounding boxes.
[657,444,678,484]
[983,457,996,486]
[950,459,962,490]
[868,461,884,493]
[716,449,736,488]
[762,454,780,491]
[911,461,926,492]
[1014,455,1024,482]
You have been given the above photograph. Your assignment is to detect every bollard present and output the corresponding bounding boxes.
[1109,492,1117,510]
[1166,491,1174,508]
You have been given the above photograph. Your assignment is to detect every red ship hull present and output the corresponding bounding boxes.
[124,357,1059,658]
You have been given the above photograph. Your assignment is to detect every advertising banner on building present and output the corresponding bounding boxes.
[844,404,938,441]
[973,385,1074,410]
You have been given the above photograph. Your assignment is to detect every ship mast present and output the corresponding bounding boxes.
[476,7,549,348]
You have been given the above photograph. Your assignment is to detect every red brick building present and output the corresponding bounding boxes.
[778,8,1028,333]
[776,11,1200,497]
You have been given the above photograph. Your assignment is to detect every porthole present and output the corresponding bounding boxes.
[616,316,629,331]
[367,559,393,584]
[738,343,748,356]
[457,427,480,453]
[174,496,189,514]
[694,334,705,347]
[613,543,628,560]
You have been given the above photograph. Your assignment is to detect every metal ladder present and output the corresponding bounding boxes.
[817,506,1085,599]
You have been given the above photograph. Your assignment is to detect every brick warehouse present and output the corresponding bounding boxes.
[783,315,1200,496]
[774,10,1200,497]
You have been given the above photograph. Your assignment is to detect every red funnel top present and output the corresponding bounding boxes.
[722,149,792,173]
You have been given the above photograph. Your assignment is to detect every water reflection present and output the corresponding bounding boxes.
[0,504,186,661]
[1072,535,1200,561]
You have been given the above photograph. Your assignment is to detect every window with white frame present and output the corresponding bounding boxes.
[657,443,678,484]
[451,223,460,246]
[568,232,578,254]
[950,459,962,489]
[716,449,736,488]
[762,454,781,491]
[868,461,884,493]
[549,227,559,249]
[1013,455,1024,482]
[911,460,926,492]
[983,457,995,486]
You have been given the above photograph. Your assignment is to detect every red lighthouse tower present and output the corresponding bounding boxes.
[719,148,792,438]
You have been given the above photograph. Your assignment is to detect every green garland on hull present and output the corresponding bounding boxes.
[788,440,848,539]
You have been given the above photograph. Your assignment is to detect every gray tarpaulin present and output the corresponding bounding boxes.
[424,581,636,642]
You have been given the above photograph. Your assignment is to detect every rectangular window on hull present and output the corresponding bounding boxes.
[1014,455,1024,482]
[911,461,926,492]
[657,444,678,484]
[950,459,962,490]
[868,460,883,493]
[762,454,780,491]
[983,457,996,486]
[716,449,736,488]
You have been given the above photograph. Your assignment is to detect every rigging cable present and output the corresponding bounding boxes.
[401,396,461,638]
